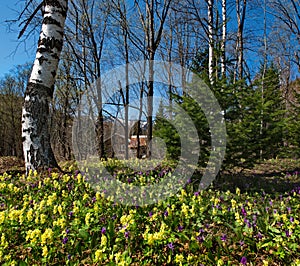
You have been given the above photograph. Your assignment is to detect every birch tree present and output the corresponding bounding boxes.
[207,0,215,84]
[221,0,227,78]
[21,0,68,172]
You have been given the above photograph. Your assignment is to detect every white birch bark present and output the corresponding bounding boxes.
[207,0,214,85]
[22,0,68,173]
[221,0,227,78]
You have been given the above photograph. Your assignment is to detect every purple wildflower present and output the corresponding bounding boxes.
[101,227,106,234]
[124,231,130,239]
[196,235,204,243]
[62,237,68,244]
[252,215,257,222]
[178,225,184,232]
[241,207,247,217]
[164,210,168,217]
[244,219,251,228]
[240,256,247,265]
[167,242,174,251]
[221,234,227,242]
[257,232,263,240]
[194,191,200,197]
[285,230,292,237]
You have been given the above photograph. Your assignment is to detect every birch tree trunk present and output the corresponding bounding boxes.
[207,0,214,85]
[22,0,68,173]
[221,0,227,78]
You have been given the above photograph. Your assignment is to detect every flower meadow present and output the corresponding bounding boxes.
[0,160,300,265]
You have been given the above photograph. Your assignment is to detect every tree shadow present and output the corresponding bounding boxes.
[212,168,300,194]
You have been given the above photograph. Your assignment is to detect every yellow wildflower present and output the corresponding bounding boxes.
[281,214,288,223]
[57,205,63,215]
[44,177,51,185]
[27,208,34,222]
[217,259,224,266]
[53,218,66,229]
[101,234,107,247]
[40,214,47,224]
[115,252,122,264]
[83,193,89,200]
[63,174,70,183]
[1,234,8,248]
[39,200,46,211]
[41,228,53,245]
[62,190,68,198]
[26,229,41,244]
[181,203,189,218]
[9,209,22,221]
[94,249,103,262]
[0,211,5,224]
[231,199,237,209]
[263,260,269,266]
[85,212,91,226]
[77,173,83,184]
[175,254,184,265]
[47,193,57,206]
[42,245,48,257]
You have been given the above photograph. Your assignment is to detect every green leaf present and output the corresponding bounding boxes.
[79,229,89,240]
[268,226,281,234]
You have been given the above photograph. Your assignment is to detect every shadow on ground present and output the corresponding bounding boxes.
[212,170,300,194]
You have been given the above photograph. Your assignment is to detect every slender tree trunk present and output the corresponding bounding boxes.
[235,0,246,81]
[137,82,145,158]
[22,0,68,173]
[215,0,220,80]
[260,0,268,160]
[124,30,130,160]
[221,0,227,78]
[146,0,155,158]
[207,0,214,85]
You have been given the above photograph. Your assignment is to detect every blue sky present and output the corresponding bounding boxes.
[0,0,36,79]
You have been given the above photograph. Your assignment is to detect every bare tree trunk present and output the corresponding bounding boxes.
[207,0,214,85]
[146,0,155,158]
[137,82,145,159]
[22,0,68,173]
[221,0,227,78]
[260,0,268,160]
[235,0,246,81]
